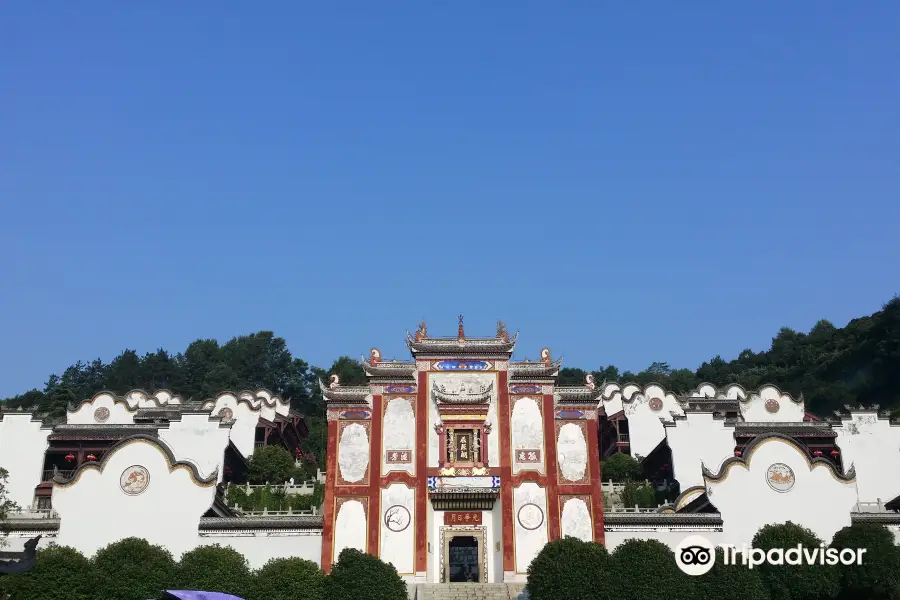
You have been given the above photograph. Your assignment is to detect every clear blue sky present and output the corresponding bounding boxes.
[1,3,898,397]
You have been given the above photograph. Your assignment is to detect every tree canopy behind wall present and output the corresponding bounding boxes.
[2,296,899,459]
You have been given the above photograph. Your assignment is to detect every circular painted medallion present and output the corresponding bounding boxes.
[94,407,110,423]
[766,463,795,493]
[517,503,544,531]
[648,397,663,412]
[217,407,234,421]
[765,399,780,414]
[120,465,150,496]
[383,505,411,532]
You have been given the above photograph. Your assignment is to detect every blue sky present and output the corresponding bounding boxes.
[1,3,898,397]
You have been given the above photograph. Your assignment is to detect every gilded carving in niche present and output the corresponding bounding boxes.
[94,407,110,423]
[446,428,481,465]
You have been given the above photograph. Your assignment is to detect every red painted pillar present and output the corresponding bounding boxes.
[320,415,339,572]
[367,394,383,556]
[497,371,515,575]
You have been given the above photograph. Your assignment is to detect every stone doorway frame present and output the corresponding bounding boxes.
[439,526,487,584]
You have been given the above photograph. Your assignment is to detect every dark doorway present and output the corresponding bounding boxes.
[448,536,480,583]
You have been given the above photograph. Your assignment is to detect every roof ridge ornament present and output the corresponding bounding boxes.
[497,320,509,342]
[458,314,465,341]
[329,374,339,389]
[541,348,552,367]
[369,348,381,364]
[415,320,428,342]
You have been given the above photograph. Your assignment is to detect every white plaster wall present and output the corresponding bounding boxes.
[382,398,416,475]
[666,414,736,491]
[601,382,623,416]
[513,482,548,573]
[620,384,683,460]
[67,394,135,425]
[706,438,858,547]
[0,414,51,507]
[332,500,367,562]
[53,438,215,558]
[428,388,440,468]
[560,497,592,542]
[557,423,588,483]
[491,500,503,582]
[196,532,321,568]
[738,385,804,423]
[242,391,277,423]
[380,484,416,575]
[511,397,545,475]
[158,414,231,482]
[211,394,260,459]
[129,390,178,409]
[604,529,725,552]
[338,423,369,484]
[834,413,900,504]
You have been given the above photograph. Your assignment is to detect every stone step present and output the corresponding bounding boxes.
[415,583,529,600]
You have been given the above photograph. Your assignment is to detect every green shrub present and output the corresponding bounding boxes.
[175,544,251,597]
[831,522,900,600]
[621,480,656,508]
[325,548,407,600]
[605,539,696,600]
[92,537,175,600]
[248,445,296,485]
[248,557,325,600]
[752,522,840,600]
[601,453,643,482]
[526,537,609,600]
[694,548,770,600]
[0,544,95,600]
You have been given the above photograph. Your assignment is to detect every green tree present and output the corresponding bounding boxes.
[621,480,656,508]
[0,544,95,600]
[605,539,696,600]
[248,557,325,600]
[325,548,407,600]
[752,522,840,600]
[601,453,643,482]
[694,548,770,600]
[91,537,175,600]
[248,445,296,485]
[831,522,900,600]
[175,544,251,597]
[526,537,609,600]
[0,468,19,524]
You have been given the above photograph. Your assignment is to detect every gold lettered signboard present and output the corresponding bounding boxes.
[445,511,482,525]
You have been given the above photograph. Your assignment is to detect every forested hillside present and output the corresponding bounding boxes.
[3,297,899,466]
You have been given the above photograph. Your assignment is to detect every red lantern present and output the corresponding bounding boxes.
[831,450,840,456]
[734,450,741,456]
[813,450,823,457]
[86,454,97,461]
[224,466,232,475]
[64,453,75,462]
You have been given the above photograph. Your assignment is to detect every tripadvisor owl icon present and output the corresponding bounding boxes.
[675,535,716,576]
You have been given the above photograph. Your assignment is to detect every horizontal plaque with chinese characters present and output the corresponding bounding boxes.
[386,449,412,464]
[516,449,541,463]
[444,511,482,525]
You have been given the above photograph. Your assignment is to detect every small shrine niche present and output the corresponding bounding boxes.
[431,375,494,474]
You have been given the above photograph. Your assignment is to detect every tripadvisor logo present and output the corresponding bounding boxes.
[675,535,866,576]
